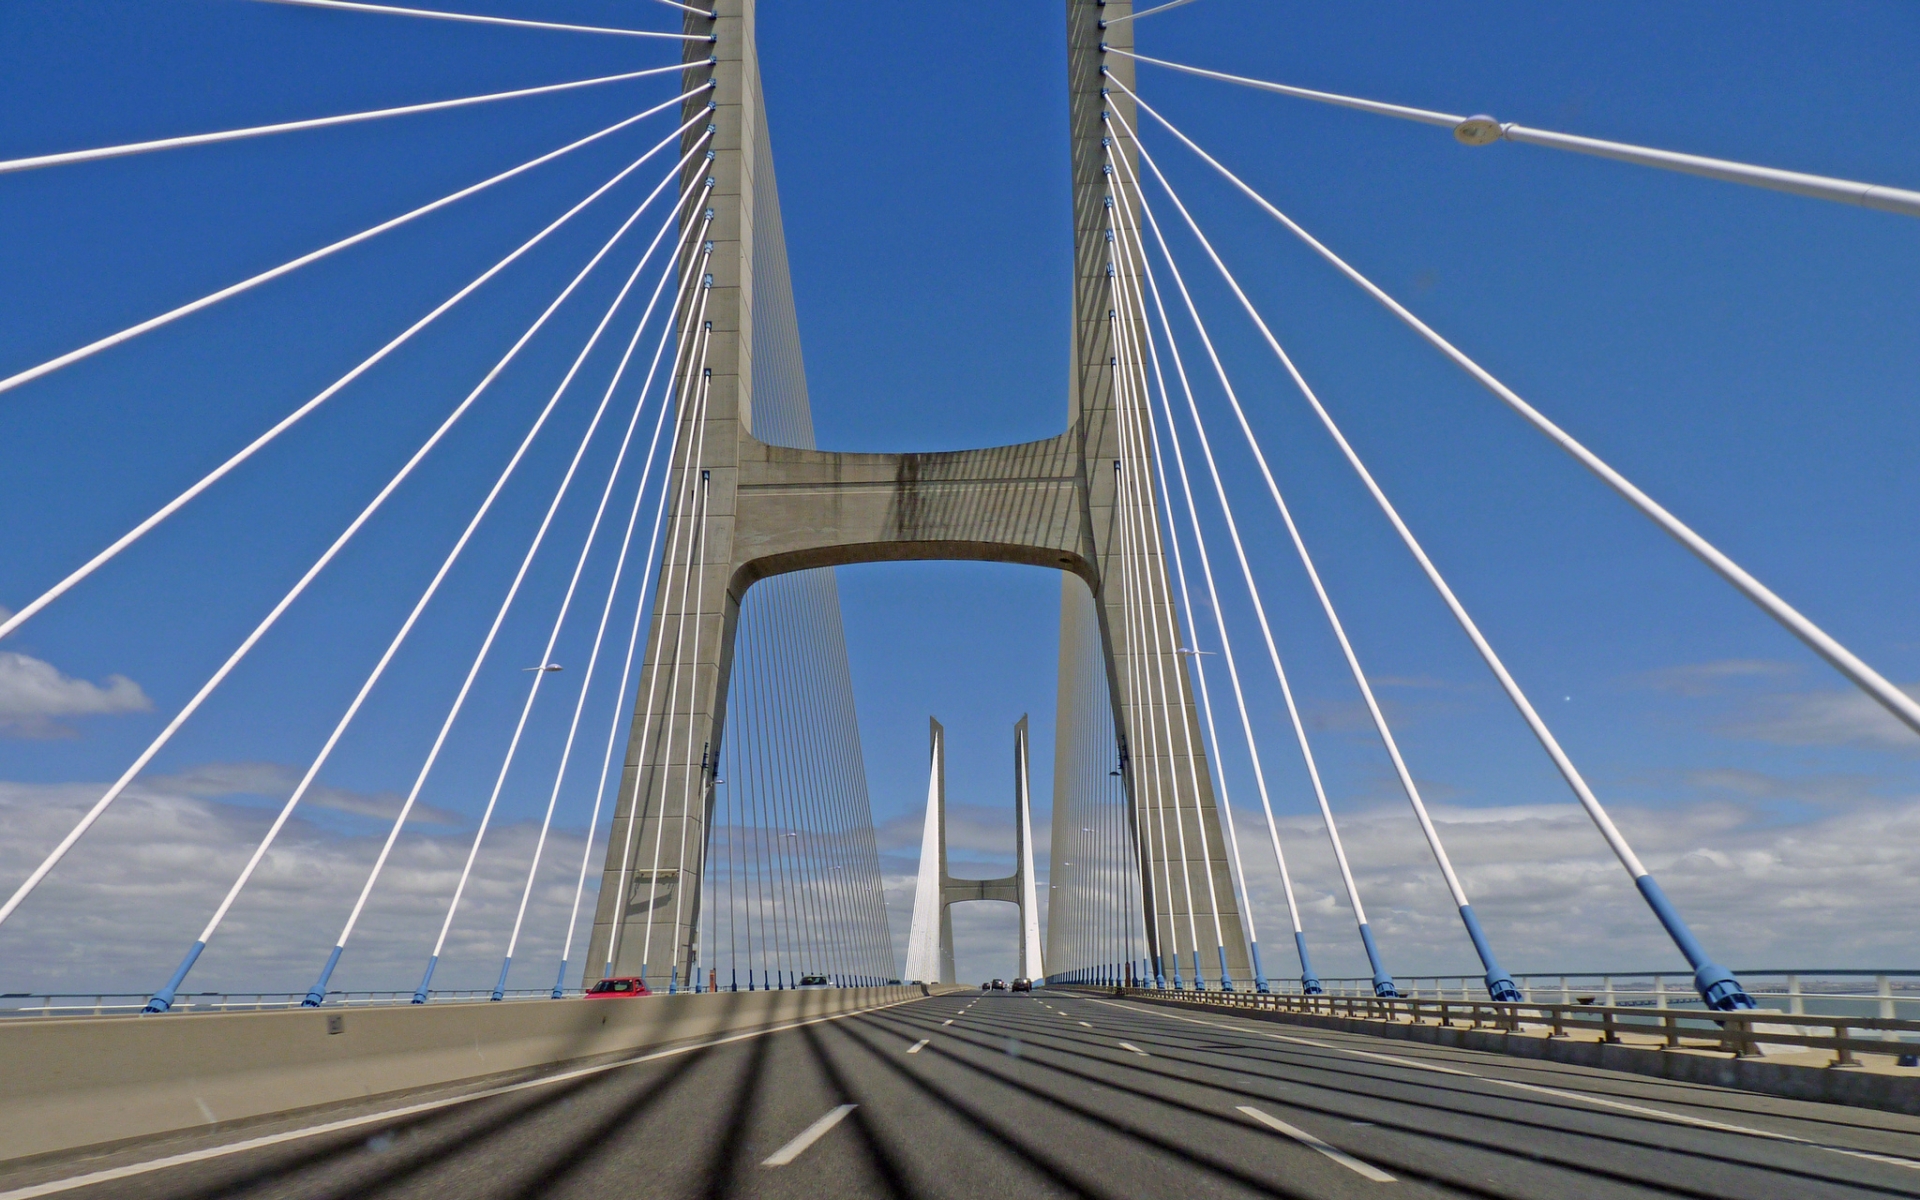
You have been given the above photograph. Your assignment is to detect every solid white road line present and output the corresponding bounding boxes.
[0,1002,914,1200]
[1238,1106,1396,1182]
[907,1039,930,1054]
[1118,1042,1150,1056]
[762,1104,857,1167]
[1091,999,1920,1171]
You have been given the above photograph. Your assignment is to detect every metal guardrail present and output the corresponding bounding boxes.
[0,988,581,1017]
[1272,970,1920,1021]
[1122,986,1920,1069]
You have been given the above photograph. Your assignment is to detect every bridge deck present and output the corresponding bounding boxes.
[4,992,1915,1199]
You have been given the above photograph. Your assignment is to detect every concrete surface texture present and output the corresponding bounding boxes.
[583,0,1249,991]
[0,985,925,1163]
[5,990,1916,1198]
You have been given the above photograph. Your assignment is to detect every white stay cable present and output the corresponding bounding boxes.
[1108,168,1228,977]
[1112,173,1245,972]
[417,199,707,1001]
[604,266,714,975]
[0,84,714,643]
[1112,137,1380,957]
[1104,93,1659,883]
[496,197,715,994]
[1122,111,1528,998]
[1116,79,1920,747]
[0,130,700,940]
[1107,358,1168,981]
[0,64,692,175]
[1111,274,1188,983]
[1112,108,1481,920]
[0,84,708,408]
[633,312,717,980]
[331,174,694,991]
[1130,174,1311,962]
[1110,49,1920,220]
[1147,263,1297,968]
[554,199,716,993]
[1097,0,1204,30]
[647,0,718,17]
[312,164,711,987]
[639,340,715,984]
[151,156,710,1008]
[665,459,714,985]
[1106,212,1209,981]
[249,0,716,41]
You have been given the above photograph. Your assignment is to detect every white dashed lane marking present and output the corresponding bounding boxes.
[763,1105,858,1167]
[1238,1106,1396,1182]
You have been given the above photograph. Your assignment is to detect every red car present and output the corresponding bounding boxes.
[585,977,651,998]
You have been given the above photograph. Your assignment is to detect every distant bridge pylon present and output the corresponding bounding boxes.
[903,718,1045,985]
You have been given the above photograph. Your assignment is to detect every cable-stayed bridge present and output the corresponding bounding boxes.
[2,1,1919,1196]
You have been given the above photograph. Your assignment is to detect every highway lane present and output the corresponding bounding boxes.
[5,989,1918,1199]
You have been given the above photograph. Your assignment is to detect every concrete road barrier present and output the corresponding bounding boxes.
[0,985,929,1163]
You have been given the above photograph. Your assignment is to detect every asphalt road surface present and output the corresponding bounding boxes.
[7,989,1919,1199]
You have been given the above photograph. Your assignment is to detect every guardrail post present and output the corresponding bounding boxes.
[1879,975,1894,1021]
[1663,1011,1679,1048]
[1549,1004,1567,1038]
[1833,1021,1860,1068]
[1730,1013,1762,1058]
[1602,1008,1620,1044]
[1788,973,1803,1015]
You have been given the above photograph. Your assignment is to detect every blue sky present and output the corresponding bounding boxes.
[1,0,1917,991]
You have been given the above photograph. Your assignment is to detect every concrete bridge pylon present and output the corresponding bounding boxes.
[904,718,1045,985]
[584,0,1250,993]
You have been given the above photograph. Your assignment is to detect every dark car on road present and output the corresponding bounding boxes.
[1010,978,1032,993]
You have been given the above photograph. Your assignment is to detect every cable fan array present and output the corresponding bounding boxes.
[0,0,892,1008]
[1046,33,1920,1010]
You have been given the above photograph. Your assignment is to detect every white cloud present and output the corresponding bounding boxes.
[0,770,599,997]
[141,761,462,825]
[0,651,150,738]
[1232,789,1920,983]
[1640,658,1798,698]
[1634,658,1920,753]
[1723,685,1920,753]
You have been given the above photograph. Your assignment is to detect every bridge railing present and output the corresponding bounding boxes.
[0,988,582,1017]
[1260,970,1920,1021]
[1121,986,1920,1068]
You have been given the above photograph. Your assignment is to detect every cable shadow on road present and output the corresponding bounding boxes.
[854,1005,1920,1200]
[173,1044,717,1200]
[927,1000,1920,1191]
[692,1020,774,1200]
[495,1040,733,1200]
[1101,997,1920,1138]
[791,1021,945,1200]
[830,1012,1323,1200]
